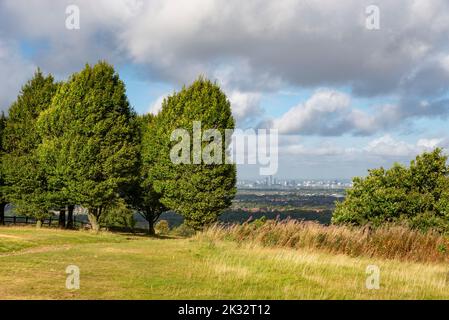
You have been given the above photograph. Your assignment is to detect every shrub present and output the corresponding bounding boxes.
[172,223,196,237]
[155,220,170,235]
[333,149,449,233]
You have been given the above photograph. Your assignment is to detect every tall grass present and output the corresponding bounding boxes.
[199,220,449,263]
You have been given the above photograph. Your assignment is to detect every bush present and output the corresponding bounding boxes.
[333,148,449,233]
[101,199,136,231]
[172,223,196,237]
[155,220,170,235]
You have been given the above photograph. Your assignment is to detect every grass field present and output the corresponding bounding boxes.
[0,226,448,299]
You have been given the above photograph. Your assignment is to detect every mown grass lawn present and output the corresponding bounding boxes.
[0,226,448,299]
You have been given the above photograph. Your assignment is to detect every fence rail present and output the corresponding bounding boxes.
[2,216,91,229]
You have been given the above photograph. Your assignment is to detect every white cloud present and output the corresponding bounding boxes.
[270,89,402,136]
[364,135,443,157]
[114,0,449,97]
[416,138,443,149]
[272,89,351,135]
[270,85,449,137]
[2,0,449,97]
[228,91,262,126]
[148,94,166,115]
[363,135,415,157]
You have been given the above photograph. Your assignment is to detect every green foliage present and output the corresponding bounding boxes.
[171,223,196,237]
[251,216,267,228]
[37,62,140,230]
[2,70,58,223]
[155,219,170,235]
[1,66,238,232]
[146,77,237,230]
[125,114,167,235]
[101,198,136,230]
[333,148,449,232]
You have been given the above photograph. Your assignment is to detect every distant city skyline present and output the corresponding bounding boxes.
[237,176,352,188]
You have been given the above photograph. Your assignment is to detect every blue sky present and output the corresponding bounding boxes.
[1,0,449,179]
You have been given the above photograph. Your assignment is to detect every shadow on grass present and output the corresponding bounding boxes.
[0,224,187,240]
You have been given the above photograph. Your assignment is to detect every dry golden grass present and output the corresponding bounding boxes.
[200,220,449,263]
[1,226,449,299]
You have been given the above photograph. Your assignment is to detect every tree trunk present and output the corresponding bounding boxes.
[88,208,100,232]
[148,219,155,236]
[58,208,66,228]
[36,219,43,228]
[0,203,6,225]
[66,205,74,229]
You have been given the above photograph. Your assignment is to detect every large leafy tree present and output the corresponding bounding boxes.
[333,148,449,232]
[2,70,58,227]
[40,62,139,231]
[147,77,237,229]
[126,114,167,235]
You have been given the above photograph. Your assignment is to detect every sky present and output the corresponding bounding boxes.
[1,0,449,179]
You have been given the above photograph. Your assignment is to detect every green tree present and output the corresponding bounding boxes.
[2,70,58,227]
[125,114,167,235]
[333,148,449,232]
[147,77,237,230]
[41,62,139,231]
[100,197,136,231]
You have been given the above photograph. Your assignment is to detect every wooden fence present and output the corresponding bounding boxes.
[2,216,91,229]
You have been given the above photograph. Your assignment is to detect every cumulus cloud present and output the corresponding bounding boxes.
[115,0,449,97]
[363,135,444,157]
[1,0,449,95]
[270,87,449,137]
[228,91,263,127]
[272,89,352,135]
[363,135,416,157]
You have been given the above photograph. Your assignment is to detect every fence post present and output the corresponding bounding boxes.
[25,216,28,224]
[13,216,16,224]
[49,217,52,226]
